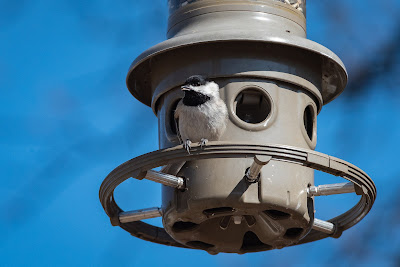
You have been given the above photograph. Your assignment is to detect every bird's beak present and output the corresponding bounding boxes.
[181,85,191,91]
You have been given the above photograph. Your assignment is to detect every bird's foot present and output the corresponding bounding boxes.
[199,138,208,149]
[183,139,192,154]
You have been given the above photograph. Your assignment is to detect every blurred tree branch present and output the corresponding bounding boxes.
[345,23,400,98]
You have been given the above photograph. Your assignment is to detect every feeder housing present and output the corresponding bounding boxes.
[99,0,376,255]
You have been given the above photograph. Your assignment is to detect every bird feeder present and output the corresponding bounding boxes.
[100,0,376,254]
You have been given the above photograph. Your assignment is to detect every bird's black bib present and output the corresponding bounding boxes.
[183,90,211,106]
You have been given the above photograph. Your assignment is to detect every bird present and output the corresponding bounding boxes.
[160,75,228,176]
[174,75,228,153]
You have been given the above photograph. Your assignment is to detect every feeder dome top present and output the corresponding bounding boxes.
[126,29,347,110]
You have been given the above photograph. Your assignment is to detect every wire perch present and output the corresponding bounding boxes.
[99,141,376,251]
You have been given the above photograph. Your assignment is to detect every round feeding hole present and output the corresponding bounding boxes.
[303,105,315,141]
[234,88,271,124]
[169,99,181,135]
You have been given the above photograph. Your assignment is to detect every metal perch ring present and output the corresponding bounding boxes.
[99,141,376,249]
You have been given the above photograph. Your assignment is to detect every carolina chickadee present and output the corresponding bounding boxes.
[175,75,228,153]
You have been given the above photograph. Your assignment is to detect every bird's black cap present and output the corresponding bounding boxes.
[184,75,207,87]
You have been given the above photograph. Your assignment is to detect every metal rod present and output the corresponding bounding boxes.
[145,170,185,189]
[245,155,272,183]
[308,182,355,197]
[119,207,162,223]
[312,218,336,234]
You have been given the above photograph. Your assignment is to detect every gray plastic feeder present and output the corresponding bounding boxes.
[100,0,376,254]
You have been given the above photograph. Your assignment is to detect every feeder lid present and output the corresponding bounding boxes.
[126,29,347,108]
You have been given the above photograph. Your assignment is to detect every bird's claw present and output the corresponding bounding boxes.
[199,138,208,149]
[183,139,192,154]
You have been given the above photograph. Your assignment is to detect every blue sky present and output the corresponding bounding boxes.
[1,0,400,266]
